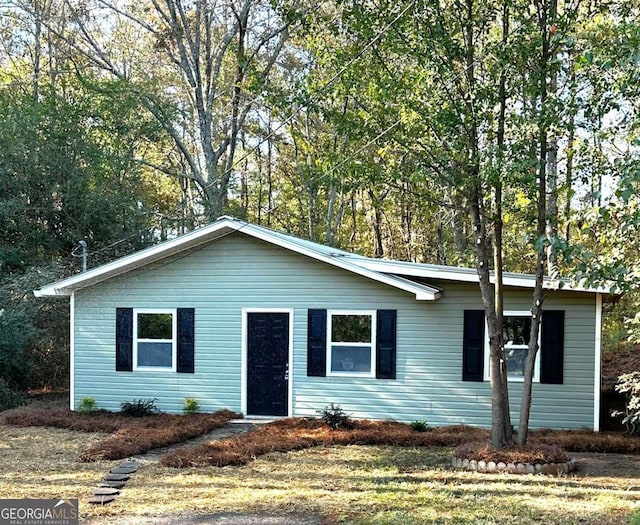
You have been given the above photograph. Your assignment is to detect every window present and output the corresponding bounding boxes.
[327,310,376,377]
[133,309,177,371]
[484,311,540,382]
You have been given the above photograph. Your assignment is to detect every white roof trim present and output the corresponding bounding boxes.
[34,217,441,301]
[351,258,608,294]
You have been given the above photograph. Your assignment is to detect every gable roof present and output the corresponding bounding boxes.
[33,216,440,300]
[34,216,606,299]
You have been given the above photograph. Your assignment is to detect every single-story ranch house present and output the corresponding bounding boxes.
[35,216,606,430]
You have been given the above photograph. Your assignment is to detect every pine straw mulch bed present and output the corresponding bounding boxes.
[160,418,489,468]
[5,406,640,468]
[159,418,640,468]
[2,406,239,461]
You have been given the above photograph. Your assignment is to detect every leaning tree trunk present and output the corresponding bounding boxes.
[470,189,512,449]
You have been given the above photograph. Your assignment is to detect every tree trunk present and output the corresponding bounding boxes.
[463,0,511,449]
[518,0,554,446]
[470,189,512,449]
[494,0,511,445]
[369,189,385,258]
[544,0,560,282]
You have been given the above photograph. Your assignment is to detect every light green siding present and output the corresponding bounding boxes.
[73,232,597,429]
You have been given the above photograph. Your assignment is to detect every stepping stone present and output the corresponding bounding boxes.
[118,462,139,471]
[87,495,116,505]
[93,488,120,496]
[100,480,126,489]
[104,473,130,481]
[110,466,138,475]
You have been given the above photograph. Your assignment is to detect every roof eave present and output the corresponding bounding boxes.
[239,224,441,300]
[352,259,610,294]
[33,221,241,297]
[33,217,442,301]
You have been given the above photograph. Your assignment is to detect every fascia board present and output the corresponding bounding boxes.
[237,224,441,300]
[34,221,240,296]
[34,218,440,301]
[354,258,609,294]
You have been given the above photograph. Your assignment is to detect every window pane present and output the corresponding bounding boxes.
[331,315,372,343]
[506,347,527,377]
[138,313,172,339]
[503,316,531,346]
[331,345,371,373]
[137,342,173,367]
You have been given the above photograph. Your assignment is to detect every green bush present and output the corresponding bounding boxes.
[0,378,24,411]
[318,403,353,430]
[183,397,200,415]
[613,371,640,434]
[120,398,158,417]
[409,420,430,432]
[629,509,640,525]
[78,397,98,412]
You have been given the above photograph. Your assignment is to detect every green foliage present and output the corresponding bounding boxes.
[0,378,24,411]
[409,420,430,433]
[629,509,640,525]
[613,372,640,435]
[78,397,98,413]
[183,398,201,415]
[318,403,353,430]
[0,266,69,392]
[0,73,180,392]
[120,398,159,417]
[0,307,34,390]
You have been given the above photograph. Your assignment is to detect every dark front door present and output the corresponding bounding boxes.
[247,312,289,416]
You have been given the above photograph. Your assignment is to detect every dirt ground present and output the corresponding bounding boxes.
[573,451,640,479]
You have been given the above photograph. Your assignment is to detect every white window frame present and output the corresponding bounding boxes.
[133,308,177,372]
[484,310,540,383]
[326,309,376,378]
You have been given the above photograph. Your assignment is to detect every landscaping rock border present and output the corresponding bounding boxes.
[452,456,576,475]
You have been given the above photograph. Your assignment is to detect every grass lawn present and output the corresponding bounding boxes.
[1,424,638,524]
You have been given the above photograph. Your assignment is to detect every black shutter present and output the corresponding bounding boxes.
[376,310,397,379]
[541,310,564,384]
[307,309,327,377]
[463,310,485,381]
[177,308,195,373]
[115,308,133,371]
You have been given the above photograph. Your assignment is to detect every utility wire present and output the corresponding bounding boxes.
[212,0,419,189]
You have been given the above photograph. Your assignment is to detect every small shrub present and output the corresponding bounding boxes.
[318,403,353,430]
[78,397,97,412]
[629,509,640,525]
[410,420,430,432]
[0,378,23,411]
[183,397,200,415]
[612,371,640,435]
[120,398,158,417]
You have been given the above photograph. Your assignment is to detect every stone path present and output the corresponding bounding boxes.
[87,421,259,506]
[87,461,140,505]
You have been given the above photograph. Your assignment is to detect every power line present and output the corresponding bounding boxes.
[213,0,419,189]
